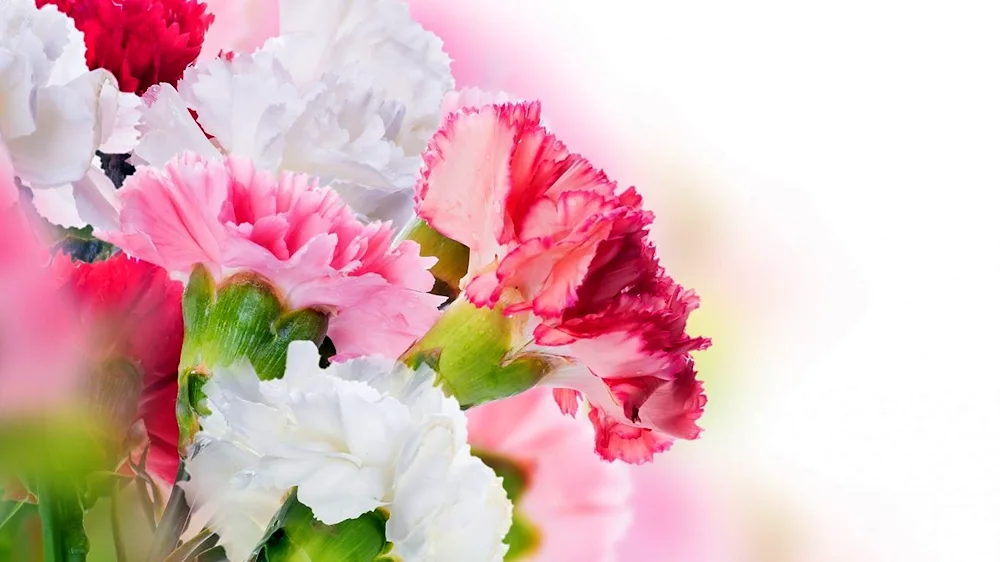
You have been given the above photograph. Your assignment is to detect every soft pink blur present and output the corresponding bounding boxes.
[466,389,632,562]
[405,1,880,561]
[200,0,278,58]
[0,146,84,418]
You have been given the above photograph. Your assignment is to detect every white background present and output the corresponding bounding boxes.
[416,1,1000,559]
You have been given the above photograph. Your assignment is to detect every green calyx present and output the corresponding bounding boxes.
[474,450,542,561]
[177,265,329,448]
[402,297,563,408]
[403,220,470,299]
[250,491,395,562]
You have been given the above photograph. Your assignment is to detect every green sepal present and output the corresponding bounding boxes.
[177,265,329,448]
[403,220,470,299]
[401,298,562,407]
[250,491,395,562]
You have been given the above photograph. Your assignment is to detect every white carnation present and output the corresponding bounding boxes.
[0,0,132,228]
[275,0,454,153]
[183,341,511,561]
[135,45,423,226]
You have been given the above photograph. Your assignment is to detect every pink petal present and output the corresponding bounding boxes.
[293,275,443,359]
[589,408,674,464]
[416,104,543,253]
[109,152,231,274]
[552,388,581,416]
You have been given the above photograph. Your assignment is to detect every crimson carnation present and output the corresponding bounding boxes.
[54,253,185,483]
[39,0,215,94]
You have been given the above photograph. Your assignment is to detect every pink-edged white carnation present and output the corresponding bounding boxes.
[105,152,443,359]
[466,388,632,561]
[415,100,711,463]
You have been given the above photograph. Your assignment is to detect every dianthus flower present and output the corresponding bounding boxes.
[105,152,442,359]
[413,100,711,463]
[40,0,214,94]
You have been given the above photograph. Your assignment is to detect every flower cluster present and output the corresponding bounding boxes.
[0,0,712,560]
[106,152,441,359]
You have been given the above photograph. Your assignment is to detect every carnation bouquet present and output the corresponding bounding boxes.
[0,0,711,560]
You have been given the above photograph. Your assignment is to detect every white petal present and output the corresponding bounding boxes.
[181,440,284,562]
[179,50,305,169]
[73,163,121,232]
[98,90,141,154]
[133,85,221,167]
[30,184,83,228]
[6,71,106,187]
[0,48,37,140]
[274,0,454,152]
[296,462,387,525]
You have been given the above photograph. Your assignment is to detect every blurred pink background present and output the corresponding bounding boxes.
[410,1,1000,560]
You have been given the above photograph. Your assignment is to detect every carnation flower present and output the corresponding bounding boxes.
[133,46,421,225]
[197,0,453,150]
[104,152,442,358]
[412,101,711,463]
[183,341,512,561]
[39,0,215,95]
[466,388,632,561]
[273,0,454,153]
[0,0,116,187]
[53,253,184,484]
[0,0,140,229]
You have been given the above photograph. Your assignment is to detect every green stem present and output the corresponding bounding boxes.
[37,480,88,562]
[0,500,25,532]
[110,485,128,562]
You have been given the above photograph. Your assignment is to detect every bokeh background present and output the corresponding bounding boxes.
[409,1,1000,560]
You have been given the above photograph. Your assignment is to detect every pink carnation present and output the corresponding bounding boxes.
[106,152,442,358]
[415,102,710,463]
[466,388,632,561]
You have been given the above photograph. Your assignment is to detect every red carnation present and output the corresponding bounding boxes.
[39,0,215,94]
[54,253,185,483]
